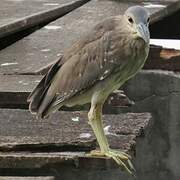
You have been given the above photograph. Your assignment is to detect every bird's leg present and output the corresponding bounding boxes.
[88,103,134,174]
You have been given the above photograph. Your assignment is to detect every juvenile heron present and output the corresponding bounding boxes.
[28,6,150,174]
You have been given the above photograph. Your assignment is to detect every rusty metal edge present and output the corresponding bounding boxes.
[0,0,90,39]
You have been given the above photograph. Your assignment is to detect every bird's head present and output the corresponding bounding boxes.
[124,6,150,43]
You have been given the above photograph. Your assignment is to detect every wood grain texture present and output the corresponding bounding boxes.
[0,109,151,152]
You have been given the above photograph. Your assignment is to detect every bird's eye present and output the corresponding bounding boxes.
[128,17,134,24]
[147,17,150,24]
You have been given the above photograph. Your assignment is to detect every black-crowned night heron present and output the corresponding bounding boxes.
[28,6,150,174]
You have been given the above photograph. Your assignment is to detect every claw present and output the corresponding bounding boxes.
[112,156,132,175]
[87,103,135,175]
[127,159,136,172]
[89,149,135,175]
[109,149,131,159]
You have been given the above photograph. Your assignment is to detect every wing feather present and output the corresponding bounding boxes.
[29,16,124,118]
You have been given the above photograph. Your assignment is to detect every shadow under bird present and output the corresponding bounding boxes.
[28,6,150,175]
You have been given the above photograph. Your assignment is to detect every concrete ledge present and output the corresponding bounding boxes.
[121,70,180,180]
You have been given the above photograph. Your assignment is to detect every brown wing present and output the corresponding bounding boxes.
[28,57,63,113]
[28,16,124,118]
[51,34,115,103]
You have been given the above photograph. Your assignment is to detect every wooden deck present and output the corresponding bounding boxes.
[0,0,179,179]
[0,0,89,39]
[0,0,179,75]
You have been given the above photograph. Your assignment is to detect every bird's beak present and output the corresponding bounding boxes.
[135,23,150,43]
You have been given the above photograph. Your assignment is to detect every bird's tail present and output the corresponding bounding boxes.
[27,58,62,118]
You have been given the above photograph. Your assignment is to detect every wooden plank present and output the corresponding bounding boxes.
[0,45,178,108]
[0,75,41,92]
[1,46,180,109]
[19,44,180,74]
[0,109,151,153]
[0,110,151,170]
[0,0,90,39]
[0,75,42,108]
[0,152,118,170]
[0,75,134,109]
[0,0,66,27]
[0,0,178,75]
[0,177,54,180]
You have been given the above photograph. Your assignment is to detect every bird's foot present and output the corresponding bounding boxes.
[90,149,135,175]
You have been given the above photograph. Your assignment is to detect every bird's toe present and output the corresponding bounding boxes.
[87,149,135,175]
[105,149,135,175]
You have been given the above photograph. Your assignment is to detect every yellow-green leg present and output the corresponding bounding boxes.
[88,103,134,175]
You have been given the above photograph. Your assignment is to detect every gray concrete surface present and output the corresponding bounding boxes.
[0,0,175,75]
[121,70,180,180]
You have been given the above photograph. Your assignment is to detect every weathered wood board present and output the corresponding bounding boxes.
[0,177,54,180]
[0,0,90,39]
[0,109,150,152]
[0,75,42,108]
[0,1,178,178]
[0,0,178,75]
[0,75,134,109]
